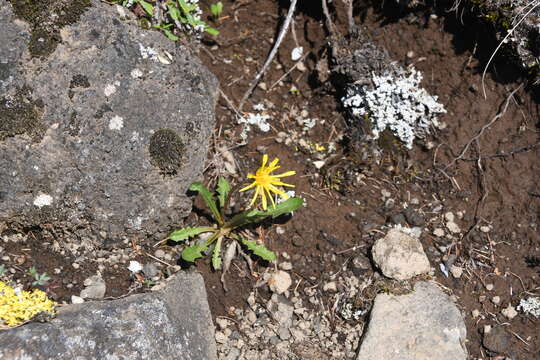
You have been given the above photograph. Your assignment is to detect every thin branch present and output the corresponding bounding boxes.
[238,0,298,110]
[322,0,337,37]
[268,51,310,90]
[481,0,540,98]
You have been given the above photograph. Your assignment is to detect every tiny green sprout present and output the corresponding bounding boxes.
[210,2,224,20]
[143,279,157,287]
[0,264,6,276]
[28,267,51,287]
[166,161,303,272]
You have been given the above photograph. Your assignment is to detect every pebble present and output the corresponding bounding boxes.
[485,284,494,291]
[215,331,228,344]
[72,263,80,269]
[279,262,293,271]
[501,304,518,320]
[276,226,285,235]
[480,226,491,233]
[381,189,391,198]
[142,262,159,278]
[433,228,445,237]
[268,270,292,294]
[450,265,463,279]
[215,318,229,330]
[492,296,501,305]
[444,212,455,222]
[71,295,84,304]
[446,222,461,234]
[323,281,337,292]
[154,249,165,259]
[471,309,480,318]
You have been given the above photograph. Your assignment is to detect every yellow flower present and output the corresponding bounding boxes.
[239,154,296,210]
[0,281,56,327]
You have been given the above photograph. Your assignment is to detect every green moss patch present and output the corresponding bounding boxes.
[8,0,91,58]
[149,129,185,175]
[0,86,45,142]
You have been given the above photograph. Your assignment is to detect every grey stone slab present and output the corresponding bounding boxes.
[0,0,218,243]
[357,281,467,360]
[0,271,217,360]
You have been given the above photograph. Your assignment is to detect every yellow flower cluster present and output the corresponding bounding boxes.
[0,281,56,327]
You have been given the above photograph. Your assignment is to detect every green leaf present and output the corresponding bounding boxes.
[212,237,223,270]
[181,242,209,262]
[205,26,220,36]
[216,177,231,209]
[167,4,181,21]
[258,197,303,218]
[189,182,223,225]
[168,226,215,242]
[163,29,179,41]
[136,0,154,16]
[177,0,190,13]
[241,239,276,261]
[225,197,303,229]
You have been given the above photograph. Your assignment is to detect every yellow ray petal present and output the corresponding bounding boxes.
[239,182,256,192]
[274,171,296,178]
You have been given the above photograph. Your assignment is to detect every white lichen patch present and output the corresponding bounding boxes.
[130,68,143,79]
[103,84,117,97]
[33,194,53,208]
[109,115,124,131]
[517,297,540,317]
[342,67,446,149]
[238,104,272,140]
[138,43,158,60]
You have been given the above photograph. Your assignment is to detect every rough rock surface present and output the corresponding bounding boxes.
[0,0,218,242]
[372,228,431,281]
[0,271,217,360]
[357,281,467,360]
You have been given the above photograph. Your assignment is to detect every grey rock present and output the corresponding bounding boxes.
[79,273,106,300]
[372,229,431,281]
[357,282,467,360]
[350,254,372,276]
[0,271,217,360]
[482,326,512,356]
[142,262,160,278]
[0,0,218,243]
[403,207,425,227]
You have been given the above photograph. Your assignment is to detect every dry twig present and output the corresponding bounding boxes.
[238,0,298,110]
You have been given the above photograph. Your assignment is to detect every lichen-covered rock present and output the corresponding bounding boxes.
[372,228,431,280]
[357,281,467,360]
[0,0,218,243]
[0,272,217,360]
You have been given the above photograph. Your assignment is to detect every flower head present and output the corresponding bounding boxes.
[239,155,296,210]
[0,281,56,327]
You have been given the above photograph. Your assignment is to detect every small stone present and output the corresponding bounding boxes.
[313,160,325,169]
[404,207,425,227]
[278,327,291,340]
[446,221,460,234]
[350,254,372,275]
[246,310,257,324]
[257,82,267,91]
[450,265,463,279]
[501,304,518,320]
[80,274,107,300]
[471,309,480,318]
[433,228,445,237]
[215,331,228,344]
[492,296,501,305]
[276,226,285,235]
[142,262,159,278]
[215,318,229,330]
[480,226,490,233]
[268,270,292,294]
[485,284,494,291]
[381,189,391,198]
[71,295,84,304]
[323,281,337,292]
[72,263,80,269]
[444,212,455,222]
[154,249,165,258]
[279,262,293,271]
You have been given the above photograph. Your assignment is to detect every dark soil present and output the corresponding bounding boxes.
[1,0,538,358]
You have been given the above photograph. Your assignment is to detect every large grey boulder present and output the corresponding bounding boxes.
[371,229,431,281]
[356,281,467,360]
[0,271,217,360]
[0,0,218,242]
